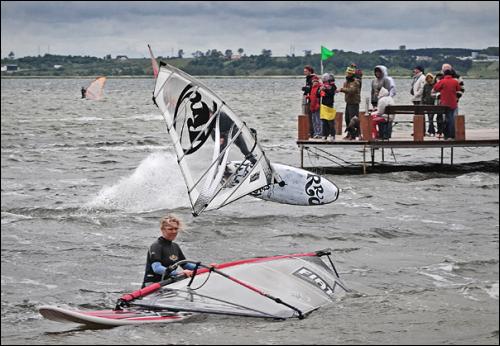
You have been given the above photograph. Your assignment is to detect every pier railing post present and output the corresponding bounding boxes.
[335,111,343,135]
[298,115,309,140]
[359,111,371,140]
[455,115,466,141]
[413,114,425,141]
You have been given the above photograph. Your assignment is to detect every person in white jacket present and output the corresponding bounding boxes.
[371,65,396,107]
[371,87,395,139]
[410,65,426,104]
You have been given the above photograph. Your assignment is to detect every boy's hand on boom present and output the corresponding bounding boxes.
[182,269,193,277]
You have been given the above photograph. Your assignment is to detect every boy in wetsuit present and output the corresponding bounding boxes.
[142,215,196,287]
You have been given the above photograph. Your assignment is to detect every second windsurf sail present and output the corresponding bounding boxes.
[85,76,107,100]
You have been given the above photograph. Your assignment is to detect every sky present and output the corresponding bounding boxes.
[1,1,499,59]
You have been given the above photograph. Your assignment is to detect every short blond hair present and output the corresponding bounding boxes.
[160,214,183,230]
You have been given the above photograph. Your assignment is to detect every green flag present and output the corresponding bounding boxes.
[321,46,334,61]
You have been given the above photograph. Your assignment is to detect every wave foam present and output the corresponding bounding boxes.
[86,152,189,212]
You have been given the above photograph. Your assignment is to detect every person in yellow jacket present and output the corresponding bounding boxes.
[319,73,337,141]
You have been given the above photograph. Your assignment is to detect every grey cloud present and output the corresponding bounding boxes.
[1,1,498,58]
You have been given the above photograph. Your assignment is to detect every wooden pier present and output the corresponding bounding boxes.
[297,106,499,174]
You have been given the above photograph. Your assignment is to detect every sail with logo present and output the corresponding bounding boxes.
[40,249,350,326]
[152,57,339,216]
[153,63,281,216]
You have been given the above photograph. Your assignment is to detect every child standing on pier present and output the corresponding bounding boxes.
[319,73,337,141]
[422,73,436,136]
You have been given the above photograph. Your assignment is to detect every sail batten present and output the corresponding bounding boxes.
[216,166,259,210]
[153,64,280,216]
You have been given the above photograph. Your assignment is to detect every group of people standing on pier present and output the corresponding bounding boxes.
[302,64,363,141]
[302,62,464,141]
[415,64,465,140]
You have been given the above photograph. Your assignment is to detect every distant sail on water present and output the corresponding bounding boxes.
[148,44,159,78]
[85,76,107,100]
[153,63,280,216]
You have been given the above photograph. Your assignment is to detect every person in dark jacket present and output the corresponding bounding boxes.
[302,65,316,138]
[431,72,445,137]
[421,73,436,136]
[216,111,257,164]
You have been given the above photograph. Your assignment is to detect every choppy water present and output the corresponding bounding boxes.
[1,77,499,345]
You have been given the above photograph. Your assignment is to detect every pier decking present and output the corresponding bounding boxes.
[297,110,499,174]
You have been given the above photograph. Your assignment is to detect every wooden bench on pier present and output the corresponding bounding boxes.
[379,105,465,141]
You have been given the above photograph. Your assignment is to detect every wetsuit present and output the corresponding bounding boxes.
[142,237,192,287]
[215,111,257,164]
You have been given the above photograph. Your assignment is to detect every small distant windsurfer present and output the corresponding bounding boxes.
[81,87,87,99]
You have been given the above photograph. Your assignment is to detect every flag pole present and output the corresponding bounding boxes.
[321,59,323,75]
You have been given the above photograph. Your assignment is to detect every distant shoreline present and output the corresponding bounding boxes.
[3,48,498,79]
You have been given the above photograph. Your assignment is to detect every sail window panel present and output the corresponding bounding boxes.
[142,255,347,319]
[164,273,294,318]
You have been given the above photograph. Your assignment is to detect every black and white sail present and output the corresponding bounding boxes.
[153,64,281,216]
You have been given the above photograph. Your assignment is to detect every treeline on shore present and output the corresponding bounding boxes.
[1,47,498,78]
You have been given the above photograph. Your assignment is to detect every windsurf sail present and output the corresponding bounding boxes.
[85,76,107,100]
[119,249,349,320]
[148,44,159,78]
[153,63,281,216]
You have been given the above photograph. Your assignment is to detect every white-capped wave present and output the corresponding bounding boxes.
[417,262,474,288]
[1,212,33,225]
[456,172,499,186]
[17,278,57,290]
[337,201,385,211]
[76,116,104,122]
[483,283,499,300]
